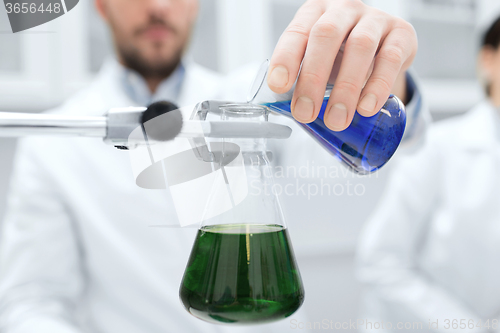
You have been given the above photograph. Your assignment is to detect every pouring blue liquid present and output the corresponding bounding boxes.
[262,95,406,174]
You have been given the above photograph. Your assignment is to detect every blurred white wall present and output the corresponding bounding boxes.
[0,0,497,328]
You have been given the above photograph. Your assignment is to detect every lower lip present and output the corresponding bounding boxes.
[142,27,171,40]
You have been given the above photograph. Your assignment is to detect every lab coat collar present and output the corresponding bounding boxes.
[457,99,500,151]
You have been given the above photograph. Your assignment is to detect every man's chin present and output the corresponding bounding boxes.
[137,50,180,64]
[142,56,181,69]
[138,38,176,51]
[123,56,181,78]
[118,42,183,78]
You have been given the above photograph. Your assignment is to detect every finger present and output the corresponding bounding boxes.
[324,17,386,131]
[357,24,417,117]
[291,10,359,123]
[267,2,325,94]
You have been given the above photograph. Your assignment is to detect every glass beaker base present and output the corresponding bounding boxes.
[179,223,304,325]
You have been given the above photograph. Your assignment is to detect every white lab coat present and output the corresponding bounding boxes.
[0,59,311,333]
[356,100,500,332]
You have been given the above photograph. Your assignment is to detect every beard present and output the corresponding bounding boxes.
[118,43,183,80]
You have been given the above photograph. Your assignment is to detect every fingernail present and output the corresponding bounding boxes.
[268,66,289,89]
[358,93,378,114]
[293,96,315,122]
[326,103,348,130]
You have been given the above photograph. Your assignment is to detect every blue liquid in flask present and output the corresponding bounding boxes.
[263,96,406,174]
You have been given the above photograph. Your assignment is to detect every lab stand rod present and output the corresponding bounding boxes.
[0,112,107,137]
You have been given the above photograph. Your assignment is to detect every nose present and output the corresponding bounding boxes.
[146,0,172,10]
[142,0,174,20]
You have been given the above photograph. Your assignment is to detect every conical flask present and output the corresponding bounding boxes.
[248,60,406,174]
[179,105,304,325]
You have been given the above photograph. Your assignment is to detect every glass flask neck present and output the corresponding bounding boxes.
[219,104,269,151]
[246,60,333,118]
[199,104,287,229]
[247,59,294,109]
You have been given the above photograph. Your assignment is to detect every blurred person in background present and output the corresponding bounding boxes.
[356,14,500,333]
[0,0,421,332]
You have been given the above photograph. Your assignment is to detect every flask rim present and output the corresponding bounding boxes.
[219,103,270,120]
[247,59,270,103]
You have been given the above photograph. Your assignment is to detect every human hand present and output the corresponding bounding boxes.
[267,0,417,131]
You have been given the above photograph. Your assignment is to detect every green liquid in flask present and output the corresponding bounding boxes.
[179,224,304,325]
